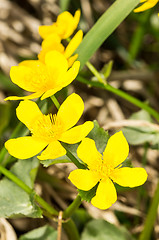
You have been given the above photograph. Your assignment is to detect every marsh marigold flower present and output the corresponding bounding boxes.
[39,10,80,40]
[134,0,158,13]
[68,132,147,210]
[5,51,80,101]
[38,30,83,68]
[5,94,94,160]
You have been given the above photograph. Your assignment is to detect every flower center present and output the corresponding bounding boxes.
[90,158,114,181]
[30,113,63,142]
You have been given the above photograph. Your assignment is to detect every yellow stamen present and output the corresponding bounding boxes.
[30,114,63,142]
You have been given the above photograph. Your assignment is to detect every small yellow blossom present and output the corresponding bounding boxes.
[134,0,158,13]
[39,10,80,40]
[38,30,83,68]
[68,132,147,210]
[4,51,80,101]
[5,94,94,160]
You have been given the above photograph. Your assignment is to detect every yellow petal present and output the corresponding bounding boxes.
[10,61,49,93]
[37,141,66,160]
[39,24,57,39]
[73,10,81,29]
[39,10,80,40]
[59,121,94,144]
[56,10,80,39]
[76,137,102,167]
[10,66,36,92]
[16,100,42,130]
[40,59,79,100]
[56,93,84,131]
[45,51,68,74]
[68,54,78,68]
[45,51,68,85]
[41,59,80,100]
[5,136,47,159]
[68,169,99,191]
[103,131,129,168]
[111,167,148,187]
[91,178,117,210]
[38,34,64,63]
[41,33,61,48]
[57,60,80,86]
[64,30,83,59]
[134,0,158,12]
[4,92,43,101]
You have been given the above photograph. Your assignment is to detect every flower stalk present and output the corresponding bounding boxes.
[139,179,159,240]
[63,194,82,219]
[77,71,159,122]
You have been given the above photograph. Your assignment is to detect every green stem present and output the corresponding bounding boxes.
[77,75,159,122]
[76,0,140,69]
[61,142,85,169]
[139,180,159,240]
[0,164,58,216]
[34,194,58,216]
[63,219,80,240]
[50,95,60,110]
[86,62,106,84]
[60,0,71,12]
[63,194,82,219]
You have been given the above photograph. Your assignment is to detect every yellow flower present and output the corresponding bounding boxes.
[39,10,80,40]
[4,51,80,101]
[38,30,83,68]
[5,94,94,160]
[134,0,158,13]
[68,132,147,210]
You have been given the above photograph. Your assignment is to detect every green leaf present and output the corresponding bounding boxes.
[122,110,159,146]
[76,0,140,69]
[11,157,39,188]
[19,225,57,240]
[88,120,109,153]
[78,184,98,203]
[0,158,42,218]
[81,219,134,240]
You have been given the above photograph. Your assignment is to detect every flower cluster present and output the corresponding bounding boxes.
[5,10,82,101]
[5,94,93,160]
[69,132,147,209]
[4,10,147,210]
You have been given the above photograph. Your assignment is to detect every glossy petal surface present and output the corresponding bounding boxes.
[111,167,148,187]
[10,62,47,92]
[4,92,43,101]
[37,141,66,160]
[91,178,117,210]
[56,93,84,131]
[68,169,99,191]
[59,121,94,144]
[5,137,47,159]
[134,0,158,12]
[16,100,42,130]
[45,50,68,80]
[103,131,129,168]
[77,138,102,167]
[64,30,83,58]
